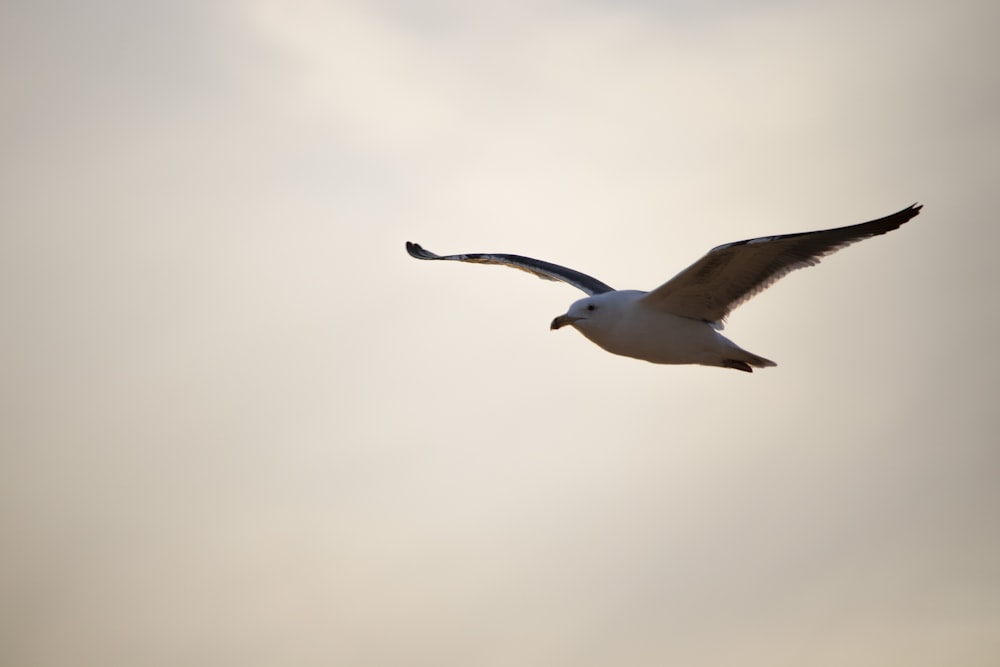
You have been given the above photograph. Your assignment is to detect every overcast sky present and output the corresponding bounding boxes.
[2,1,998,665]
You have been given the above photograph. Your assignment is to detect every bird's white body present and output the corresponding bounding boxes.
[555,290,775,371]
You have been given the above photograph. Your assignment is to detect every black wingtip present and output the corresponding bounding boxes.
[406,241,438,260]
[893,202,923,227]
[903,202,923,220]
[862,202,923,237]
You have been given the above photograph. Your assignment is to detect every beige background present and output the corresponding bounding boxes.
[2,1,998,665]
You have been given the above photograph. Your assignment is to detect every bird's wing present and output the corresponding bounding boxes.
[406,242,615,296]
[640,203,922,323]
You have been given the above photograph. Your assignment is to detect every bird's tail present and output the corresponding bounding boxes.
[721,350,777,373]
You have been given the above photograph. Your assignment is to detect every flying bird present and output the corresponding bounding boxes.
[406,204,921,372]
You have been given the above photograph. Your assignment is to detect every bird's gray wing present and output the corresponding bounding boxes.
[406,242,615,296]
[640,203,922,323]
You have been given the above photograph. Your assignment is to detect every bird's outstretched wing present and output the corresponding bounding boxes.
[640,203,922,323]
[406,242,615,296]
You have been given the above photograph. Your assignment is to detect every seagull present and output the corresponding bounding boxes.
[406,203,921,372]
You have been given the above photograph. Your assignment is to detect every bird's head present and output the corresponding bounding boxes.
[551,292,624,332]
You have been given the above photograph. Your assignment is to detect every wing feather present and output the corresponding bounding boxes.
[640,204,922,322]
[405,242,614,296]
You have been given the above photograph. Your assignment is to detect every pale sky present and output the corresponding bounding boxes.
[2,1,998,665]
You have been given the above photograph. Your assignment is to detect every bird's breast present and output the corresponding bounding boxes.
[578,307,723,365]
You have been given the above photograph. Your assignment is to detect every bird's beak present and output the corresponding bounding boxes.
[550,314,580,330]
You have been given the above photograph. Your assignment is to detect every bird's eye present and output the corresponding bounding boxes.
[587,304,595,311]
